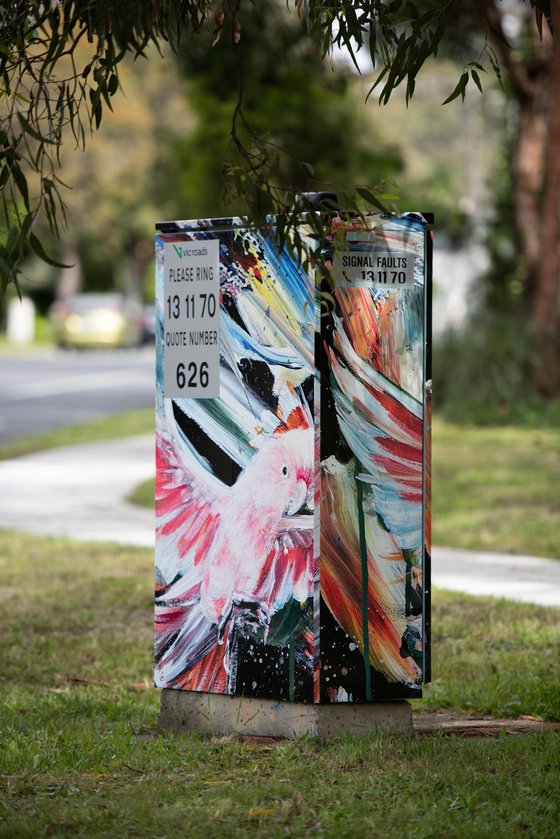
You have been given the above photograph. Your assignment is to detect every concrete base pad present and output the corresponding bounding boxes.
[158,689,413,739]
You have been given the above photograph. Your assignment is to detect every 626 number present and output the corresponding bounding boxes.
[176,361,209,390]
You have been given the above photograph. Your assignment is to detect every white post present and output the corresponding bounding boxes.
[7,297,35,345]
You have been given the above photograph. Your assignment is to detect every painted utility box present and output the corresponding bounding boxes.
[154,212,431,704]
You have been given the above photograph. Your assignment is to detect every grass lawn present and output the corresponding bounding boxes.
[1,531,559,837]
[0,408,154,462]
[432,419,560,559]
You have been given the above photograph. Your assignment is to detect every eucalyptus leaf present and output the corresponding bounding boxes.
[441,71,469,105]
[29,233,71,268]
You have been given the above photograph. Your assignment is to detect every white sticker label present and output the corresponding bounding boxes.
[333,250,415,288]
[163,239,220,398]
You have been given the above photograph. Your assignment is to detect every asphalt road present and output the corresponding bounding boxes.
[0,346,155,443]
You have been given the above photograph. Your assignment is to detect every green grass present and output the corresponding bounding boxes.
[0,408,154,461]
[419,590,560,720]
[127,418,560,559]
[1,531,559,837]
[432,419,560,559]
[126,475,154,508]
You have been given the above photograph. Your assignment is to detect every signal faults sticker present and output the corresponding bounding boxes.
[332,250,415,288]
[163,239,220,398]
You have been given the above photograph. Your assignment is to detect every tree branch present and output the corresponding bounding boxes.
[475,0,537,101]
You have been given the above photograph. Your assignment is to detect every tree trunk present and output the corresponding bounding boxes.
[485,1,560,394]
[532,2,560,395]
[511,89,548,306]
[56,245,81,301]
[125,239,153,302]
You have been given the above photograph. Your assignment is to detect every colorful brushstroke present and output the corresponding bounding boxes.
[319,215,428,701]
[155,223,316,700]
[154,214,430,703]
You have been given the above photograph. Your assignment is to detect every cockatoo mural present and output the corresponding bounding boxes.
[155,225,316,698]
[155,404,314,692]
[154,214,430,703]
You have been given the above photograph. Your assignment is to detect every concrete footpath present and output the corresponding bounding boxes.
[0,435,154,547]
[0,434,559,608]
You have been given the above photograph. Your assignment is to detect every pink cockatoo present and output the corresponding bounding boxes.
[155,403,314,689]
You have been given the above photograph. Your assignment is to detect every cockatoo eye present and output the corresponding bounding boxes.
[282,465,289,477]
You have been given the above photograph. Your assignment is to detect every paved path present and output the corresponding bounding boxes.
[431,546,560,608]
[0,435,154,548]
[1,435,558,607]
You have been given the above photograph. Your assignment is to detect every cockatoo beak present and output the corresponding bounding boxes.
[286,478,313,516]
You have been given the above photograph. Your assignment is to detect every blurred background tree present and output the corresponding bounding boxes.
[430,0,560,419]
[170,0,402,218]
[12,43,191,315]
[54,45,192,304]
[17,0,404,314]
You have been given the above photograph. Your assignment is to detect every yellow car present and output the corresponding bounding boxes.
[50,294,144,349]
